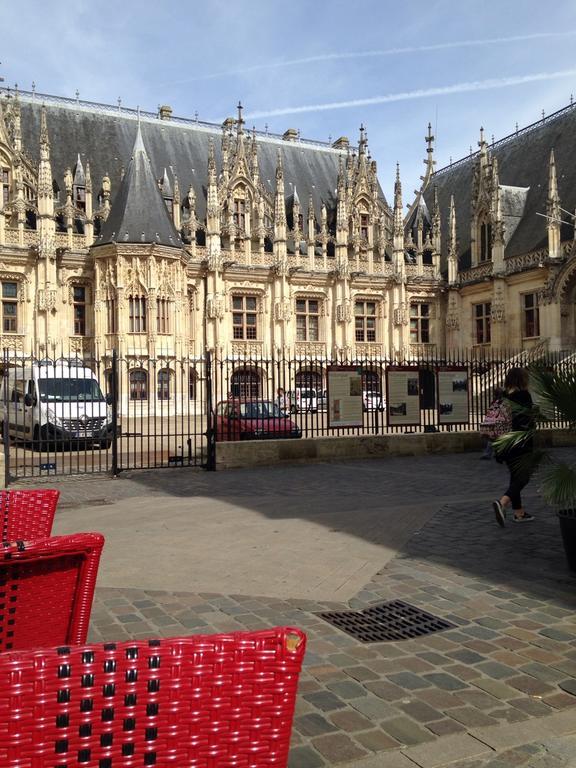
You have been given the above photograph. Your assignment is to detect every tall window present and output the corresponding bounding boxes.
[410,303,430,344]
[157,298,170,334]
[523,293,540,338]
[296,298,319,342]
[106,298,117,334]
[129,296,147,333]
[74,186,86,212]
[1,168,9,206]
[233,198,246,232]
[189,369,198,400]
[355,300,376,342]
[129,370,148,401]
[480,221,492,262]
[2,281,18,333]
[360,213,369,242]
[232,295,257,340]
[157,369,171,400]
[73,286,86,336]
[474,302,491,344]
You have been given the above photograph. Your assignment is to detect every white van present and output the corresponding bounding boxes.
[0,360,113,449]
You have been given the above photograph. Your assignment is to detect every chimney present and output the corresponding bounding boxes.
[332,136,349,150]
[283,128,298,142]
[159,105,173,120]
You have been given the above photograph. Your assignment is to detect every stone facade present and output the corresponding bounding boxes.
[0,86,575,400]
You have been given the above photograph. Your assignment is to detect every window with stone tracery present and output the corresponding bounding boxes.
[106,298,117,334]
[232,295,257,339]
[156,298,170,334]
[2,282,18,333]
[129,296,147,333]
[1,168,10,207]
[474,302,491,344]
[73,286,86,336]
[360,213,369,242]
[355,300,376,342]
[479,220,492,262]
[233,198,246,233]
[522,293,540,338]
[296,298,320,342]
[410,303,430,344]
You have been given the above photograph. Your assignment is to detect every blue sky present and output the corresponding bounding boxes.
[3,0,576,202]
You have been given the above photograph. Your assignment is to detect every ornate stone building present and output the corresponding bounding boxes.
[0,85,574,401]
[425,107,576,355]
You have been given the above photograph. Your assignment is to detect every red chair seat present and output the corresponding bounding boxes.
[0,627,306,767]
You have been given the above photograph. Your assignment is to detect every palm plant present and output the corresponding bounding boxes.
[494,365,576,507]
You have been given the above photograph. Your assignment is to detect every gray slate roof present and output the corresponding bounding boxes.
[16,98,354,224]
[96,125,182,248]
[425,104,576,267]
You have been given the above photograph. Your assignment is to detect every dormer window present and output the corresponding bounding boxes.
[1,168,10,206]
[74,185,86,212]
[233,198,246,233]
[360,213,369,242]
[479,220,492,262]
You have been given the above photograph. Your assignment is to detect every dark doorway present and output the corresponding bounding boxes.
[419,368,436,410]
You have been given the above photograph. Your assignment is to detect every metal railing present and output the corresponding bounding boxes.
[1,346,573,483]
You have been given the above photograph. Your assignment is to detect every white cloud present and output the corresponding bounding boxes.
[242,69,576,120]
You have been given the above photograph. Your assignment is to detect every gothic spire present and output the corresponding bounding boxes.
[73,153,85,187]
[274,150,286,226]
[448,194,458,284]
[393,163,403,236]
[96,125,181,248]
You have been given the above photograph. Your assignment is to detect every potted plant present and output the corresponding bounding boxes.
[494,365,576,571]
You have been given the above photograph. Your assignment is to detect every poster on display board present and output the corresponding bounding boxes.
[327,366,364,428]
[436,367,469,425]
[386,367,421,427]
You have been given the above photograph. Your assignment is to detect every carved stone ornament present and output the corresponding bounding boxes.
[335,257,350,280]
[393,304,408,326]
[206,293,224,320]
[36,288,58,312]
[274,298,291,322]
[336,301,352,323]
[490,282,506,323]
[445,295,460,330]
[38,232,56,261]
[206,241,223,272]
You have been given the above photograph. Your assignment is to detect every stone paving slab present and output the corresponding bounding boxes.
[17,450,576,767]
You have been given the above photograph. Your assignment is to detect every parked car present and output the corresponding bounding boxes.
[215,399,302,441]
[362,390,385,411]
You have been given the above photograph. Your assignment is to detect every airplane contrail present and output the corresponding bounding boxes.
[241,69,576,120]
[173,31,576,84]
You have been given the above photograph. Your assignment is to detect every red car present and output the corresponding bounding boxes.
[215,399,302,441]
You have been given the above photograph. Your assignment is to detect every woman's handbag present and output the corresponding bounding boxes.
[479,399,512,441]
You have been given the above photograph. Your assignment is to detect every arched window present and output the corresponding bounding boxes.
[157,368,172,400]
[230,369,260,399]
[479,220,492,262]
[295,369,322,391]
[129,370,148,401]
[189,369,198,400]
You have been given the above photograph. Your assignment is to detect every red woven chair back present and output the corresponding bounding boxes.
[0,626,306,767]
[0,532,104,652]
[0,489,60,540]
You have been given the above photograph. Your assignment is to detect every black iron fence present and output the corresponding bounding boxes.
[1,346,574,483]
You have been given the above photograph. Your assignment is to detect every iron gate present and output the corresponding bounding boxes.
[2,350,214,484]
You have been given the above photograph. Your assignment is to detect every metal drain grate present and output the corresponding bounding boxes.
[319,600,455,643]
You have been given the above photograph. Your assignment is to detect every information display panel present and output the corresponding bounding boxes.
[386,367,421,427]
[327,366,363,428]
[436,366,470,425]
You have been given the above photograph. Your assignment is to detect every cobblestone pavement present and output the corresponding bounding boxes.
[17,451,576,767]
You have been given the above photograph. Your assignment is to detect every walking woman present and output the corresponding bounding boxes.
[493,367,535,527]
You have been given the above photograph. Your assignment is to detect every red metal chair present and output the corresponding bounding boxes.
[0,532,104,652]
[0,488,60,540]
[0,626,306,767]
